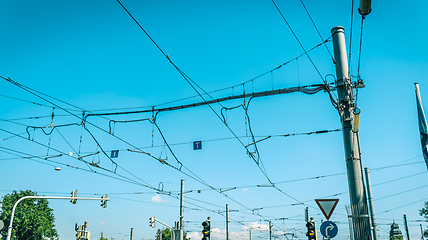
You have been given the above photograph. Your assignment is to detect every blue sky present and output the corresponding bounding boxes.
[1,0,428,240]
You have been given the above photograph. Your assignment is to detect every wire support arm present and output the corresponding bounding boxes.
[26,123,81,140]
[83,85,326,119]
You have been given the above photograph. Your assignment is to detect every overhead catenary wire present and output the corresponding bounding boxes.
[298,0,334,60]
[0,76,173,191]
[117,0,274,182]
[357,16,365,78]
[115,1,317,201]
[271,0,324,82]
[1,77,272,222]
[0,145,156,189]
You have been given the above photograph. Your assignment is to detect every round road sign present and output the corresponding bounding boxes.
[320,221,338,238]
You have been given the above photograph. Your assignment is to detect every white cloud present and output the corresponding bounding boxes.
[186,231,201,240]
[151,194,169,202]
[99,221,106,225]
[242,188,248,192]
[189,222,274,240]
[242,222,269,231]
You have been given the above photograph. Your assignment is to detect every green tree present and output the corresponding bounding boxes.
[419,201,428,237]
[155,228,187,240]
[0,190,58,240]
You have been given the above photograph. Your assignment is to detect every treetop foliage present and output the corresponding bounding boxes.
[0,190,58,240]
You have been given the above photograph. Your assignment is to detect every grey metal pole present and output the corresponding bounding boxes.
[130,228,134,240]
[207,217,211,240]
[331,26,370,240]
[404,214,411,240]
[226,204,229,240]
[269,221,272,240]
[250,228,252,240]
[6,195,109,240]
[420,224,425,240]
[364,168,378,240]
[180,179,184,240]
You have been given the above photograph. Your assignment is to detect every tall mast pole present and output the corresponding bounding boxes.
[180,179,184,240]
[331,26,370,240]
[365,168,378,240]
[226,204,229,240]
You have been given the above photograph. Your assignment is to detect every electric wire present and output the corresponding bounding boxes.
[0,93,63,109]
[348,0,355,76]
[0,128,158,190]
[373,184,428,202]
[298,0,334,60]
[272,0,338,110]
[0,117,29,127]
[271,0,324,81]
[1,76,166,191]
[114,1,308,205]
[0,145,155,188]
[4,87,270,222]
[357,17,365,78]
[377,197,428,215]
[115,0,286,185]
[1,77,278,221]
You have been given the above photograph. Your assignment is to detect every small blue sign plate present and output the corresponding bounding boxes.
[111,150,119,158]
[193,141,202,150]
[320,221,338,239]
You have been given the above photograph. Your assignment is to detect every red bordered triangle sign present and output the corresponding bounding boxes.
[315,199,339,220]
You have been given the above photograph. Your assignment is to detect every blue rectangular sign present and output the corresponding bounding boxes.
[111,150,119,158]
[193,141,202,150]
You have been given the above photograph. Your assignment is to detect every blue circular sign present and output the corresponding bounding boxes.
[320,221,338,238]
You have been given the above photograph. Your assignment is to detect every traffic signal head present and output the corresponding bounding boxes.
[76,225,83,240]
[306,221,316,240]
[101,194,107,208]
[202,221,210,240]
[149,216,155,228]
[70,190,77,204]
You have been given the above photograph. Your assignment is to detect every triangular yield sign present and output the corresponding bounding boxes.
[315,199,339,220]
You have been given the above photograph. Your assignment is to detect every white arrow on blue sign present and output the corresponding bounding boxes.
[320,221,338,239]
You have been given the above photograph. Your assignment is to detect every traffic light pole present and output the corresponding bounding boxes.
[179,179,184,240]
[6,195,109,240]
[331,26,370,240]
[226,204,229,240]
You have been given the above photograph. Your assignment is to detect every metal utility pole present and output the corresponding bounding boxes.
[130,228,134,240]
[404,215,411,240]
[179,179,184,240]
[420,224,425,240]
[269,221,273,240]
[331,26,370,240]
[226,204,229,240]
[6,195,108,240]
[364,168,378,240]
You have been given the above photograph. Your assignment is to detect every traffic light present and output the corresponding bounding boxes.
[100,194,107,208]
[71,190,77,204]
[306,220,316,240]
[201,221,210,240]
[149,216,155,228]
[76,224,83,240]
